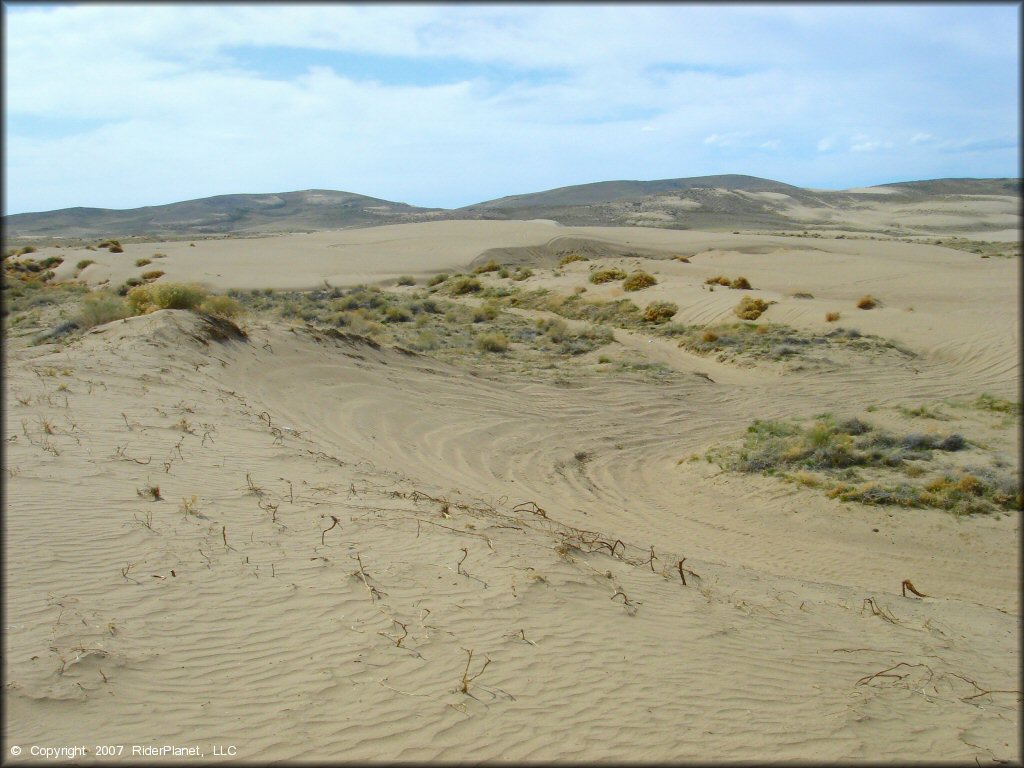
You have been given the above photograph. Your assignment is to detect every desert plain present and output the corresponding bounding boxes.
[2,182,1021,763]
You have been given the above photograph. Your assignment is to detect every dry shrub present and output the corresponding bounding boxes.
[705,275,731,286]
[622,271,658,291]
[674,255,690,263]
[446,276,482,295]
[77,291,130,329]
[589,267,628,284]
[127,282,207,314]
[476,331,509,352]
[857,295,877,310]
[754,324,769,335]
[76,259,95,271]
[109,245,124,253]
[734,297,771,320]
[730,276,752,290]
[473,259,501,274]
[701,329,719,342]
[200,294,242,319]
[141,270,164,281]
[826,311,841,322]
[559,253,586,266]
[642,301,678,323]
[135,258,151,267]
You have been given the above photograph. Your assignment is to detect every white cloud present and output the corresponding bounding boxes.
[910,132,935,144]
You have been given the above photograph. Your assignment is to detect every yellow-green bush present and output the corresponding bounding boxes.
[623,271,657,291]
[127,282,207,315]
[589,267,627,284]
[734,297,770,320]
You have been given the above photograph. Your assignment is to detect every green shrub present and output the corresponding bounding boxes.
[643,301,678,323]
[446,276,482,295]
[199,294,242,319]
[76,292,130,329]
[512,268,533,281]
[589,267,628,284]
[127,282,207,314]
[76,259,95,271]
[19,245,38,255]
[476,331,509,352]
[39,256,64,269]
[427,273,449,286]
[622,271,657,291]
[396,275,416,286]
[384,306,412,323]
[141,270,164,281]
[136,258,151,267]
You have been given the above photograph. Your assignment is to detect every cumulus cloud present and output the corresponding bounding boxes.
[4,4,1019,212]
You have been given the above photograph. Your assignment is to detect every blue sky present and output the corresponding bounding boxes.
[3,3,1020,214]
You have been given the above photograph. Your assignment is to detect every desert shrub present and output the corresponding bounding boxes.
[152,252,168,259]
[384,306,412,323]
[622,271,657,291]
[76,259,95,271]
[411,330,439,351]
[472,300,500,323]
[512,268,533,281]
[642,301,678,323]
[76,292,130,329]
[559,253,586,266]
[141,270,164,281]
[473,260,501,274]
[446,276,482,295]
[19,245,38,255]
[427,273,449,286]
[497,267,510,278]
[39,256,63,269]
[705,275,731,286]
[734,297,770,320]
[974,394,1021,416]
[825,311,840,322]
[396,275,416,286]
[200,294,242,319]
[127,282,207,314]
[674,255,691,263]
[589,267,628,284]
[701,329,719,343]
[476,331,509,352]
[792,292,814,299]
[856,295,877,309]
[136,258,151,267]
[109,245,124,253]
[730,276,751,290]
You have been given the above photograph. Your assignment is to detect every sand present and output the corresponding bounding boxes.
[3,218,1020,763]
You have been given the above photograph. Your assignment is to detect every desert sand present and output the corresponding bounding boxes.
[3,216,1020,763]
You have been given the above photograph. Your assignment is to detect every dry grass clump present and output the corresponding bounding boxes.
[730,276,751,290]
[705,275,731,286]
[76,291,130,329]
[622,271,658,291]
[674,255,690,263]
[856,295,877,309]
[475,331,509,352]
[135,258,151,267]
[559,253,587,266]
[511,267,533,281]
[395,275,416,286]
[141,270,164,281]
[76,259,95,271]
[974,393,1020,416]
[444,276,482,295]
[127,282,208,314]
[427,273,449,287]
[589,267,628,284]
[734,297,771,320]
[701,329,719,343]
[707,414,1017,514]
[473,259,501,274]
[825,311,841,322]
[199,294,243,319]
[642,301,678,323]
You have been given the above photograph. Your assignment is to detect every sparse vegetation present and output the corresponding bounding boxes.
[76,259,95,271]
[473,259,501,274]
[127,282,207,314]
[427,273,449,286]
[559,253,586,266]
[705,275,731,286]
[622,271,657,291]
[857,295,877,309]
[396,275,416,286]
[136,258,152,267]
[444,276,482,295]
[76,291,130,329]
[730,276,751,290]
[589,267,628,284]
[825,311,840,322]
[476,331,509,352]
[706,413,1019,515]
[141,270,164,281]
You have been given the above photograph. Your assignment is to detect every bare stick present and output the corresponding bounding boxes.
[901,579,927,598]
[460,648,493,694]
[677,559,687,586]
[457,547,469,574]
[321,515,340,545]
[646,545,658,572]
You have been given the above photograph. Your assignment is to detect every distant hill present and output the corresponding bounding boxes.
[4,189,442,238]
[463,174,801,210]
[3,177,1019,240]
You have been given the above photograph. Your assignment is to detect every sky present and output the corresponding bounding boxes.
[3,2,1020,214]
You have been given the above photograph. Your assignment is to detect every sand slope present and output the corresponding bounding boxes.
[3,221,1020,763]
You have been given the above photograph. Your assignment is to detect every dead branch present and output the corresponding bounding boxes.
[321,515,340,545]
[901,579,927,598]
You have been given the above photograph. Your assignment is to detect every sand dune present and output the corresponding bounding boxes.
[3,218,1020,763]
